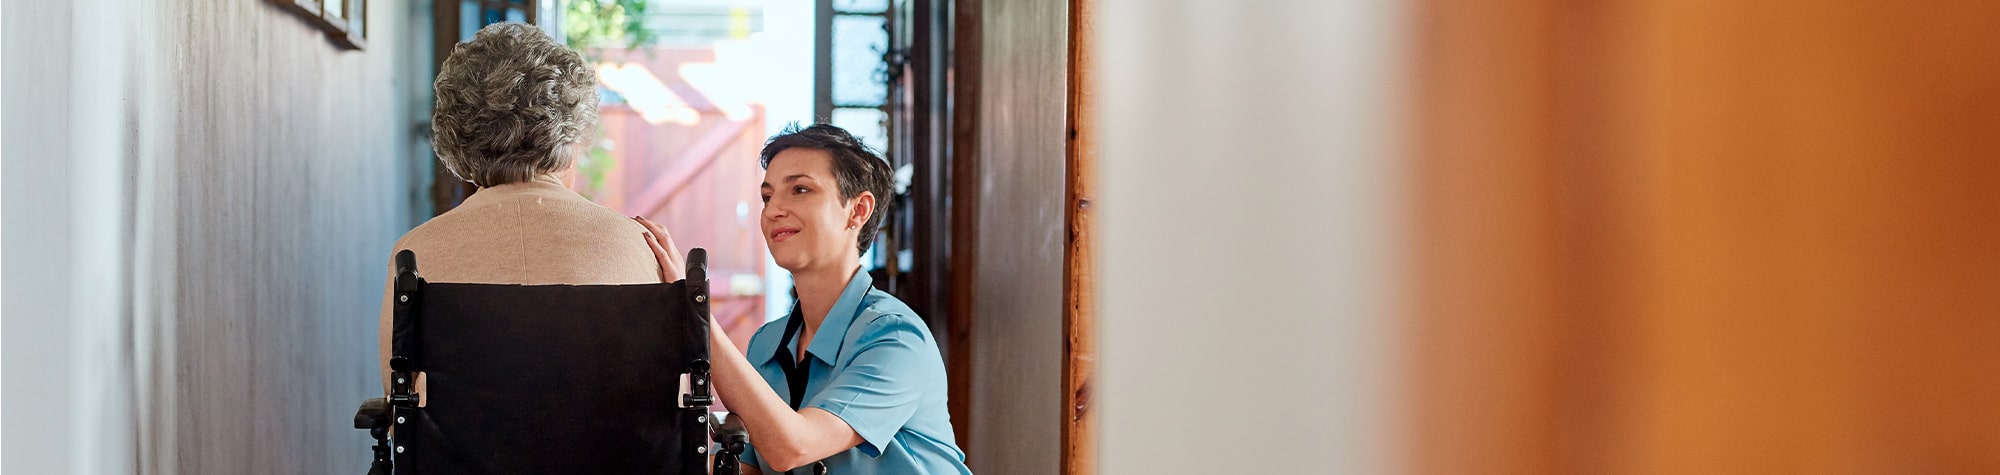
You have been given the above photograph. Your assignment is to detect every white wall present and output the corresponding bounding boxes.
[3,1,424,472]
[1095,0,1410,473]
[3,1,83,472]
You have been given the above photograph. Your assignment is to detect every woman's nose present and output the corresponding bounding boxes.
[762,201,786,220]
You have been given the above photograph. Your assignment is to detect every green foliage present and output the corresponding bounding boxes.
[563,0,655,51]
[575,129,617,200]
[563,0,652,202]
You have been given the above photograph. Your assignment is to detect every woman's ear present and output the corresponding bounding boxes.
[848,191,876,229]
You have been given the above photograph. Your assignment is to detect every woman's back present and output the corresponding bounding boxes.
[378,176,662,391]
[381,22,663,393]
[392,177,659,285]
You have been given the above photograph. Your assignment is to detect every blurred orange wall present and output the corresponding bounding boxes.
[1413,1,2000,473]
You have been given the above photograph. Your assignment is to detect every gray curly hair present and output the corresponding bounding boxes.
[432,22,598,187]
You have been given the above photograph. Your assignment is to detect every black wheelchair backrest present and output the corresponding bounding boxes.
[362,248,713,474]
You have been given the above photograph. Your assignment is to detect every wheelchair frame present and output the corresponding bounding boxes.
[354,248,742,474]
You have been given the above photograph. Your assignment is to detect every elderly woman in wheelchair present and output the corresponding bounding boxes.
[356,22,713,474]
[354,21,966,475]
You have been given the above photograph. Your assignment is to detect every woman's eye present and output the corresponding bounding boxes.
[760,194,771,204]
[794,186,810,194]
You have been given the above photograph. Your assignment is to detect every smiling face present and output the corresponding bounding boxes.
[760,148,875,274]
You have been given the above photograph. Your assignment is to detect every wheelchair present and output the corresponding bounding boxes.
[354,248,749,474]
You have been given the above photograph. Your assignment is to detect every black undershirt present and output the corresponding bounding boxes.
[773,310,811,410]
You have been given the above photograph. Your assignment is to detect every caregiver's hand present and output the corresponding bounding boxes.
[636,215,735,358]
[634,216,686,283]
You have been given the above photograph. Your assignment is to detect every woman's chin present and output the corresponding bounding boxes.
[770,252,807,273]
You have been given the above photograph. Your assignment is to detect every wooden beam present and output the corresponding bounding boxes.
[902,0,950,337]
[945,0,983,459]
[429,0,473,216]
[1061,0,1097,472]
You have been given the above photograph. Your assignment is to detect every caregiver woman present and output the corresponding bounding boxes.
[639,124,971,474]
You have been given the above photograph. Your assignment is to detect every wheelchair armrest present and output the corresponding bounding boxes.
[710,411,749,453]
[709,412,749,474]
[354,397,391,430]
[356,397,395,474]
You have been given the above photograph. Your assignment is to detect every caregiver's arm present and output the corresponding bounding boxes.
[636,217,862,472]
[706,318,864,472]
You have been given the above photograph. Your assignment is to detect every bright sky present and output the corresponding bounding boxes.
[695,0,816,139]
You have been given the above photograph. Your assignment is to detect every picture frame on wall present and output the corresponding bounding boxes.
[289,0,321,16]
[269,0,365,50]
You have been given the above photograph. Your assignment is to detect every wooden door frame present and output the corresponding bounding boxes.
[428,0,541,216]
[944,0,983,459]
[1060,0,1097,473]
[938,0,1095,470]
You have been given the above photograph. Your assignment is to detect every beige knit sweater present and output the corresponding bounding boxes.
[376,175,663,392]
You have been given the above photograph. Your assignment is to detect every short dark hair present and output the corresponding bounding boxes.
[760,124,894,254]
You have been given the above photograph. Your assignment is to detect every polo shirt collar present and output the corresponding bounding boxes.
[764,267,874,366]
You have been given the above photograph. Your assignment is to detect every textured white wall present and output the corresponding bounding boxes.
[3,1,83,472]
[3,1,424,472]
[1095,0,1411,473]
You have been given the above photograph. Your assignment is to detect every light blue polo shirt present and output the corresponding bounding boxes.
[740,269,971,474]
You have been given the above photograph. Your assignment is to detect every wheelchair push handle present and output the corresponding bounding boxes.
[685,248,708,285]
